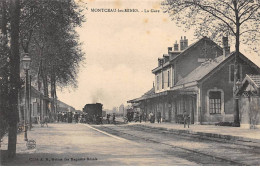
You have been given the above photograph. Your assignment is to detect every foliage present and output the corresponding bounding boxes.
[0,32,10,140]
[0,0,86,129]
[162,0,260,53]
[20,0,86,89]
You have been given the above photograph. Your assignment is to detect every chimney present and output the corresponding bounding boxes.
[163,54,169,62]
[174,41,179,51]
[180,36,184,50]
[158,58,164,67]
[222,36,230,58]
[168,47,172,54]
[183,36,188,49]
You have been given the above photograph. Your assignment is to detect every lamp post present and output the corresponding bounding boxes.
[21,53,31,141]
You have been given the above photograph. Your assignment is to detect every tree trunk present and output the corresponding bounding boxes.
[39,59,49,120]
[50,70,56,121]
[42,73,49,118]
[8,0,20,158]
[1,0,8,36]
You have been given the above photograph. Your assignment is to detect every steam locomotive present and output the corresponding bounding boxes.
[82,103,103,124]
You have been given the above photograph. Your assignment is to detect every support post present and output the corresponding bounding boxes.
[24,69,28,141]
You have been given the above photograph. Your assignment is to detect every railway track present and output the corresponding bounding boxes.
[92,124,259,166]
[128,124,260,149]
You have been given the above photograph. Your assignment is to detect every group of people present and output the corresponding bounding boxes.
[148,111,190,128]
[106,113,116,124]
[125,111,144,123]
[57,112,79,123]
[56,110,190,127]
[148,112,162,123]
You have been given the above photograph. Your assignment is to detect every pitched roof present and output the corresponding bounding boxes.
[170,37,208,61]
[236,74,260,96]
[247,74,260,88]
[143,87,155,96]
[152,36,222,73]
[57,100,75,110]
[127,87,155,103]
[175,52,235,86]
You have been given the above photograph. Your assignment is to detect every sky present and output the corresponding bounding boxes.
[57,0,260,110]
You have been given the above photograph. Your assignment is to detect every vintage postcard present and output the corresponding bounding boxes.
[0,0,260,166]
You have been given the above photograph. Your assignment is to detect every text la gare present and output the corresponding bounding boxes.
[144,9,160,13]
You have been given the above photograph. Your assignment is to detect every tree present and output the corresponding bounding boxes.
[1,0,22,158]
[162,0,260,126]
[0,0,10,141]
[0,32,10,143]
[8,0,20,158]
[0,0,85,157]
[19,0,85,120]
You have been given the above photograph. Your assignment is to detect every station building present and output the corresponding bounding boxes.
[128,36,260,126]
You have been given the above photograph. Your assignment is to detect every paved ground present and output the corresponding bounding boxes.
[137,122,260,140]
[1,123,198,166]
[1,122,260,166]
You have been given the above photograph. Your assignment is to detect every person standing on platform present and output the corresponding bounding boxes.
[157,112,161,123]
[183,110,190,128]
[107,114,111,124]
[112,113,116,124]
[139,113,142,123]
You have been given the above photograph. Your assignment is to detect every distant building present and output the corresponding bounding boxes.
[57,100,76,112]
[18,59,75,124]
[19,85,75,124]
[128,36,260,125]
[19,86,50,124]
[112,107,118,114]
[119,104,125,116]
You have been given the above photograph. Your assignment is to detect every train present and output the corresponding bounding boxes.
[82,103,103,124]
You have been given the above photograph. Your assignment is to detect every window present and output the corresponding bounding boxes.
[209,91,221,114]
[172,67,175,87]
[167,71,170,87]
[33,102,38,116]
[156,75,159,90]
[229,64,242,82]
[162,71,164,89]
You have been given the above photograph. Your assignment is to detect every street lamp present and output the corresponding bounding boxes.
[21,53,31,141]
